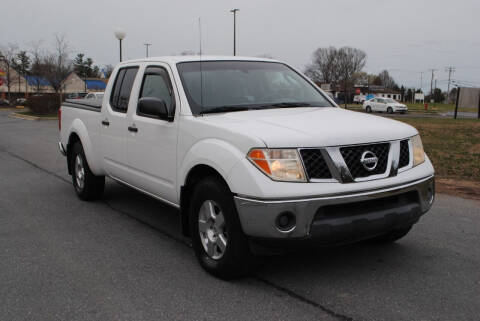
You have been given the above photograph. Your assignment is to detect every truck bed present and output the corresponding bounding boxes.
[63,99,102,112]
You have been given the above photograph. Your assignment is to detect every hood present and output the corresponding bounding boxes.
[203,107,417,148]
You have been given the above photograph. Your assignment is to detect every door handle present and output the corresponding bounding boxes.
[128,125,138,133]
[101,119,110,126]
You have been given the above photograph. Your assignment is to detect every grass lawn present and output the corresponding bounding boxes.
[393,117,480,182]
[405,103,477,113]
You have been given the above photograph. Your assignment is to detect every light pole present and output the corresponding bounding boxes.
[144,43,152,58]
[114,30,126,62]
[230,9,239,56]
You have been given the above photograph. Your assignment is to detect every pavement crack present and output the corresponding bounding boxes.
[254,277,354,321]
[1,149,70,184]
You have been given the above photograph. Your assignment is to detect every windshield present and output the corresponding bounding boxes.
[176,61,333,114]
[384,98,397,103]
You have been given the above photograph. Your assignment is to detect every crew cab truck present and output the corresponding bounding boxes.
[59,56,435,278]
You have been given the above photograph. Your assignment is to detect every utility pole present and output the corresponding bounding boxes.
[144,43,152,58]
[445,66,455,103]
[428,69,436,102]
[420,72,424,91]
[230,9,240,56]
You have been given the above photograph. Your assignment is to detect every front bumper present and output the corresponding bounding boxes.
[234,175,434,243]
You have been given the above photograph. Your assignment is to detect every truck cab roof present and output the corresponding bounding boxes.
[117,55,280,66]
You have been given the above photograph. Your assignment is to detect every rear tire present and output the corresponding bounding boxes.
[71,142,105,201]
[368,226,412,243]
[189,176,252,279]
[366,106,372,113]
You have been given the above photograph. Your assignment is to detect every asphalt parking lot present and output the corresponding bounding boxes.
[1,110,479,321]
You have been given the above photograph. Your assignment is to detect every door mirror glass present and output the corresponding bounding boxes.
[137,97,172,121]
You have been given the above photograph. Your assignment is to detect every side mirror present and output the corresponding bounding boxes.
[137,97,173,121]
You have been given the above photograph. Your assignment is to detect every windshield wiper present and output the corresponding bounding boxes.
[200,105,253,115]
[200,102,313,115]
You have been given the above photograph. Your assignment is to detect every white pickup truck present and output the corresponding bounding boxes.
[59,56,435,278]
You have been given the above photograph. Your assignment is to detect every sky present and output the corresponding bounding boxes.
[1,0,479,92]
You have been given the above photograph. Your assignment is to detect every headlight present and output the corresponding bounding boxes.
[411,135,425,166]
[247,148,307,182]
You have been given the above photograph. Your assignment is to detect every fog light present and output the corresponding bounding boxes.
[275,212,296,232]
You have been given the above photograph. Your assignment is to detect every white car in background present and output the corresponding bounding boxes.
[363,98,408,114]
[85,92,104,100]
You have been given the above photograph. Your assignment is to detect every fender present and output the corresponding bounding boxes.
[178,138,247,197]
[67,118,104,175]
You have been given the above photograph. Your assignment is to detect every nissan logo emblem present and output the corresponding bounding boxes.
[360,151,378,171]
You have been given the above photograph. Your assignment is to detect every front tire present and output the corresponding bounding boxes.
[71,142,105,201]
[189,176,251,279]
[366,106,372,113]
[387,107,393,114]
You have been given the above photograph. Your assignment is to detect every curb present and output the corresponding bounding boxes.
[9,112,58,121]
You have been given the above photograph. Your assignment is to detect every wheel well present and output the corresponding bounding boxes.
[180,164,228,237]
[66,133,81,175]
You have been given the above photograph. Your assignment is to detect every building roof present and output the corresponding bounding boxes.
[85,79,106,90]
[25,75,51,87]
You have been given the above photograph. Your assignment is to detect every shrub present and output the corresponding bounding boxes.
[26,94,63,114]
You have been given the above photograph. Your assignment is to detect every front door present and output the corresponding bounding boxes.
[125,64,179,204]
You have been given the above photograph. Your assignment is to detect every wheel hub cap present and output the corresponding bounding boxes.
[198,200,228,260]
[74,155,85,189]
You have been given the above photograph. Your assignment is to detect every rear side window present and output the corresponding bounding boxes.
[109,67,139,112]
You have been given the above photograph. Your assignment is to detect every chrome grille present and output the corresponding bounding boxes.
[339,143,390,179]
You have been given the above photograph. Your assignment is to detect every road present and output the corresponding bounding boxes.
[1,110,479,321]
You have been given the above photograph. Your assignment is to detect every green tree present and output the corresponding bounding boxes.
[11,50,31,96]
[432,88,445,103]
[12,51,31,74]
[73,53,100,78]
[405,88,413,102]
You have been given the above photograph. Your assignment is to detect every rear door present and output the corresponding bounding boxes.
[101,66,139,181]
[124,64,179,204]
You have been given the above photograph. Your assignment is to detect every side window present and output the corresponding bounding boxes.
[110,69,125,109]
[138,66,175,117]
[109,67,139,113]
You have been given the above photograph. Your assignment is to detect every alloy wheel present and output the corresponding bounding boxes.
[198,200,228,260]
